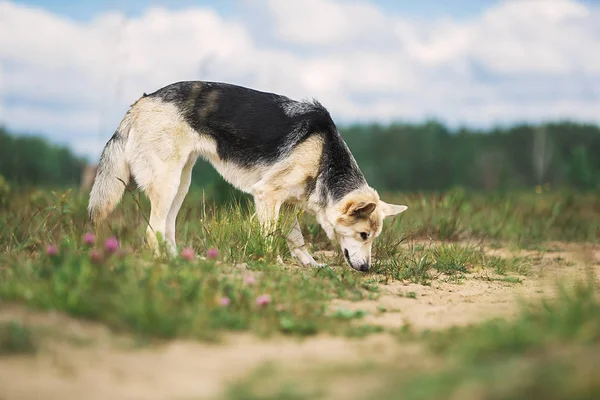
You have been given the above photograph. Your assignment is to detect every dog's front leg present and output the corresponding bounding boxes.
[253,195,284,263]
[286,217,320,267]
[254,195,281,236]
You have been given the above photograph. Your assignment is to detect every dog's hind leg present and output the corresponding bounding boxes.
[165,156,196,250]
[286,217,320,267]
[130,156,182,257]
[145,177,181,256]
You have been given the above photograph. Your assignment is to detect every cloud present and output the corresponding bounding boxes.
[0,0,599,160]
[265,0,393,47]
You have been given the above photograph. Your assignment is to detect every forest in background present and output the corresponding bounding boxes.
[1,121,599,195]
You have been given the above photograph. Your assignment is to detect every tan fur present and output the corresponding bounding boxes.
[249,136,323,240]
[336,190,379,225]
[252,136,323,203]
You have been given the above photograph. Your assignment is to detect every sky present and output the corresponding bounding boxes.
[1,0,599,160]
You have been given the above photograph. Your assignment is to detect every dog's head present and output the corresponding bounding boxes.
[325,188,407,272]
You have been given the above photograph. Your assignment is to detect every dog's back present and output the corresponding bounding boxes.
[145,81,336,166]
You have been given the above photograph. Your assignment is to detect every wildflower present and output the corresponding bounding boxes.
[181,247,195,261]
[46,245,58,257]
[244,274,256,285]
[256,294,271,307]
[104,237,119,253]
[82,232,95,246]
[207,247,219,259]
[219,297,231,307]
[89,249,103,264]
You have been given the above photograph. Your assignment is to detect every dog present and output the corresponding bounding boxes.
[88,81,407,272]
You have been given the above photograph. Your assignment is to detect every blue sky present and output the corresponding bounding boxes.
[1,0,600,160]
[15,0,500,21]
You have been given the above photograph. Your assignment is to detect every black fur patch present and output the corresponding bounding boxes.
[304,175,317,199]
[318,132,365,201]
[147,81,365,202]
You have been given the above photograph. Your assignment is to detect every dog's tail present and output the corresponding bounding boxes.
[88,113,132,226]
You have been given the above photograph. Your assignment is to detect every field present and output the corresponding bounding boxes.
[1,184,600,400]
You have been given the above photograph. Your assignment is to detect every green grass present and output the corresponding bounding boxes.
[0,321,37,355]
[0,188,373,339]
[384,187,600,246]
[0,186,544,342]
[373,240,528,284]
[0,241,375,340]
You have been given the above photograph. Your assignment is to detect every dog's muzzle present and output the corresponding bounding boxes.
[357,263,369,272]
[344,249,370,272]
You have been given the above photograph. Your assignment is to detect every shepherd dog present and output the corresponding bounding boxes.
[88,81,407,272]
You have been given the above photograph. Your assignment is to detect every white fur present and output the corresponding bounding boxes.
[280,100,314,117]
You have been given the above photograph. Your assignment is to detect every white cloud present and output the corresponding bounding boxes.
[265,0,392,47]
[0,0,599,160]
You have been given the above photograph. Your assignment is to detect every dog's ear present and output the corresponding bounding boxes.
[380,201,407,218]
[347,201,377,218]
[343,201,377,218]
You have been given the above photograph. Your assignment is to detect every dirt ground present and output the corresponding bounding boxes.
[0,243,598,400]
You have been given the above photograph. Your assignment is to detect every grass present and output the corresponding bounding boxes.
[0,240,375,341]
[0,186,546,342]
[384,187,600,247]
[0,321,37,355]
[373,240,528,285]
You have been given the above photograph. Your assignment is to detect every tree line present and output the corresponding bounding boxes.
[0,127,85,186]
[1,121,599,193]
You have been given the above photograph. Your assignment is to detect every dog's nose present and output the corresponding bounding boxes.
[358,263,369,272]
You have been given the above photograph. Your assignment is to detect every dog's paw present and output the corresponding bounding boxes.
[291,248,318,267]
[309,260,328,268]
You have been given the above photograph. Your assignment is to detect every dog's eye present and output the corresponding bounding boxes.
[360,232,369,241]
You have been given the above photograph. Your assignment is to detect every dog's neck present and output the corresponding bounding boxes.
[304,131,369,239]
[317,130,366,203]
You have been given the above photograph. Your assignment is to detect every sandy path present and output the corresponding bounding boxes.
[0,243,598,400]
[0,307,401,400]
